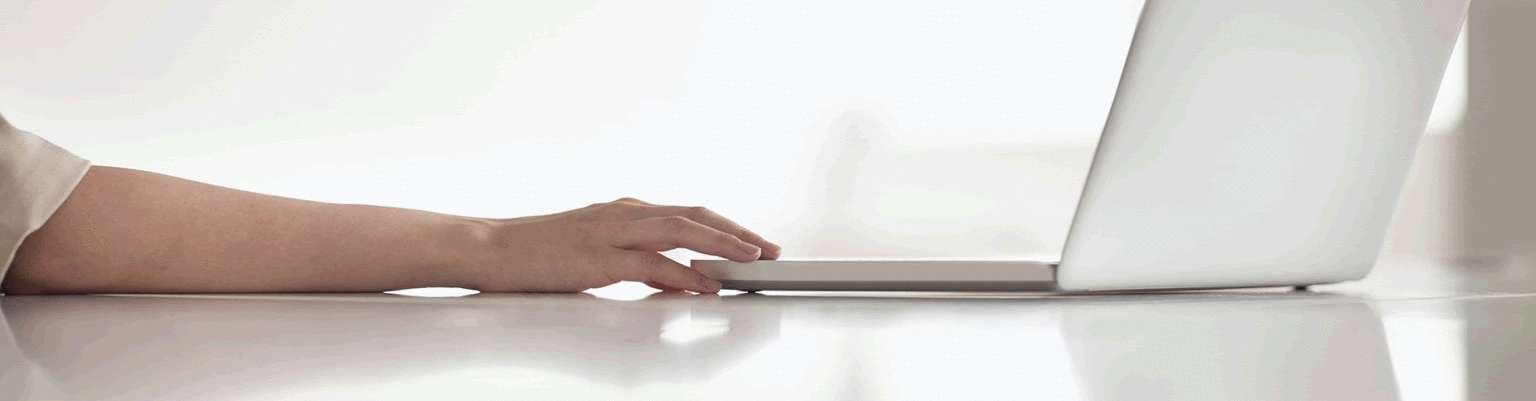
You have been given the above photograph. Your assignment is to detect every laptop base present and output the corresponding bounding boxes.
[692,259,1058,292]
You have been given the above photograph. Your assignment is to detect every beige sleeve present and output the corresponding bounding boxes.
[1,117,91,291]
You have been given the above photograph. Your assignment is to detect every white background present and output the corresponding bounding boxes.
[0,0,1464,259]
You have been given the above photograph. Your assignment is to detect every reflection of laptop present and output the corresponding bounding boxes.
[694,0,1470,292]
[1060,295,1399,399]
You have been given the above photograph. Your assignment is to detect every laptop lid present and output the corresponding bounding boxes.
[1056,0,1469,291]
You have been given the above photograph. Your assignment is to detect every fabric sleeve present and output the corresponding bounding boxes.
[1,120,92,292]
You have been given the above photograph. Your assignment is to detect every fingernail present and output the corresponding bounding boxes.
[740,242,761,257]
[701,279,722,292]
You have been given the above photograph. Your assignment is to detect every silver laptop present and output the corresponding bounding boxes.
[693,0,1470,292]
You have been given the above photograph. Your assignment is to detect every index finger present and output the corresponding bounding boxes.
[635,205,782,260]
[607,216,761,262]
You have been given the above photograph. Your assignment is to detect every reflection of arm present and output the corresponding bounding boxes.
[4,166,483,294]
[0,294,779,399]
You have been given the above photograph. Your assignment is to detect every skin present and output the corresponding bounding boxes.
[2,165,781,295]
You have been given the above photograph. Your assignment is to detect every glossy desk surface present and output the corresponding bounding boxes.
[4,258,1534,400]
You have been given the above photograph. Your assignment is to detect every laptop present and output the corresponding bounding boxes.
[692,0,1470,292]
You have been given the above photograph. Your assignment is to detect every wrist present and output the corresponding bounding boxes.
[439,216,499,290]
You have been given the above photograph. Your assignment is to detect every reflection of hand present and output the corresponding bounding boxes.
[0,292,780,399]
[466,198,781,294]
[644,289,724,303]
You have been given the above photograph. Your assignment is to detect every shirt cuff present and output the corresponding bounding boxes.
[1,127,91,293]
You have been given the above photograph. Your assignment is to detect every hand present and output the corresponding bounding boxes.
[462,198,781,294]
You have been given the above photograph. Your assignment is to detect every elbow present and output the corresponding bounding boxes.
[5,237,100,295]
[2,262,86,295]
[2,269,61,295]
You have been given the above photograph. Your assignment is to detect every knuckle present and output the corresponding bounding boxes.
[685,206,712,219]
[660,215,692,233]
[616,197,643,204]
[629,253,675,277]
[641,252,673,267]
[717,232,741,247]
[588,202,634,216]
[605,201,637,212]
[586,272,619,288]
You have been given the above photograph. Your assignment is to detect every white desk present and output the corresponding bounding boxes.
[2,257,1530,400]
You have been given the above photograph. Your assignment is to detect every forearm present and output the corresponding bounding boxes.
[4,166,488,294]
